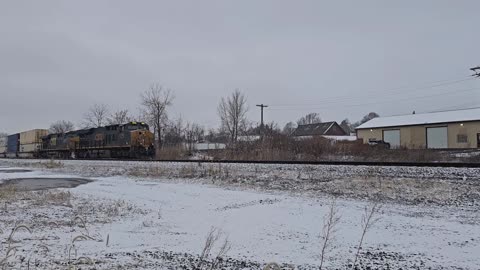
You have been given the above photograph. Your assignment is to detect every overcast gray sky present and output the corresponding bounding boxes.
[1,0,479,133]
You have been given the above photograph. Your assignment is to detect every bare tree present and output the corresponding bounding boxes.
[141,83,174,155]
[205,128,228,144]
[185,122,205,152]
[0,132,8,138]
[282,122,297,135]
[340,118,353,134]
[83,103,109,128]
[163,117,185,146]
[297,113,321,125]
[353,112,380,128]
[108,109,131,125]
[217,89,248,144]
[352,201,382,268]
[319,198,341,270]
[49,120,75,134]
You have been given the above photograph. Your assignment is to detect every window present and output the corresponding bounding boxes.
[457,134,468,143]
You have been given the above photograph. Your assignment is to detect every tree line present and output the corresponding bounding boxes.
[1,85,379,152]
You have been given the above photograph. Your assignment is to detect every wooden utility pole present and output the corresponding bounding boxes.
[256,104,268,137]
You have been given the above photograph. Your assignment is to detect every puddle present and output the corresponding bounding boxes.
[0,169,33,173]
[0,178,92,191]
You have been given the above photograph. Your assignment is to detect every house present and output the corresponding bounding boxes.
[292,121,348,138]
[356,108,480,149]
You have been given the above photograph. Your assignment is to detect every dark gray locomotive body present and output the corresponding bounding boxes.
[41,122,154,159]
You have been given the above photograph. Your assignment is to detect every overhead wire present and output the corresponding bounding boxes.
[269,76,475,108]
[268,86,480,111]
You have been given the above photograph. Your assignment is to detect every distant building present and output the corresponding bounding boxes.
[356,108,480,149]
[292,122,348,138]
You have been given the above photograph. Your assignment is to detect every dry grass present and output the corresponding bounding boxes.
[24,190,72,207]
[157,145,188,160]
[197,226,232,270]
[66,218,96,270]
[352,201,382,268]
[0,224,32,268]
[43,159,64,169]
[0,184,16,201]
[319,198,341,270]
[207,135,455,163]
[127,163,231,181]
[74,198,148,224]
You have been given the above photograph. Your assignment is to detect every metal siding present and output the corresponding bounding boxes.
[447,122,480,148]
[360,121,480,149]
[20,129,48,145]
[383,130,401,148]
[357,129,382,144]
[427,127,448,149]
[19,143,42,153]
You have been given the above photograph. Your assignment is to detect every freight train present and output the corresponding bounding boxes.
[0,122,155,159]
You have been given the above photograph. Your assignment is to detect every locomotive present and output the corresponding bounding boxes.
[40,122,155,159]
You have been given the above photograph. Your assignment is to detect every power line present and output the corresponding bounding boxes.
[425,105,480,114]
[270,76,474,108]
[268,87,480,111]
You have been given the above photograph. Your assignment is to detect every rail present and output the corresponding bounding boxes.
[5,157,480,168]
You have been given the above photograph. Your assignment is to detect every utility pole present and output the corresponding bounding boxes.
[471,66,480,77]
[256,104,268,137]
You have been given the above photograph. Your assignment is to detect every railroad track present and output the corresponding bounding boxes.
[134,159,480,168]
[5,158,480,168]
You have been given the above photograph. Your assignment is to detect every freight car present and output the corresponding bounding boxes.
[19,129,48,157]
[6,134,20,158]
[40,122,155,159]
[0,137,7,158]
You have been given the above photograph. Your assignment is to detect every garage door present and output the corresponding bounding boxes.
[383,130,400,148]
[427,127,448,149]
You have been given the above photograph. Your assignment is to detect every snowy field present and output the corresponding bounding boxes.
[0,159,479,269]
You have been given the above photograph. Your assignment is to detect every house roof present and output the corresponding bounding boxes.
[292,122,336,136]
[356,108,480,129]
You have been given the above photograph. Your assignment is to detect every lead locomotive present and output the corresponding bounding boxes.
[41,122,154,159]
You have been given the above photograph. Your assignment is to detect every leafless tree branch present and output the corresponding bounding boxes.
[352,201,382,268]
[319,197,341,270]
[83,103,109,128]
[49,120,75,134]
[140,83,174,157]
[217,89,248,144]
[108,109,131,125]
[297,113,321,125]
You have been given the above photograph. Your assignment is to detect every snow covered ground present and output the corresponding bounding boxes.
[0,159,479,269]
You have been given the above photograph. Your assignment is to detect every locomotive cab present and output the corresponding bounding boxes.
[125,122,154,158]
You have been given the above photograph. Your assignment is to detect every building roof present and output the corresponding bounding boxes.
[356,108,480,129]
[323,135,358,141]
[292,122,337,136]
